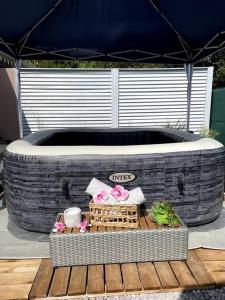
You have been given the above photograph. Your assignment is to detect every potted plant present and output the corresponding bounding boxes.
[150,201,181,227]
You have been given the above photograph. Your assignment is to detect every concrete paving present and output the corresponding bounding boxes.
[0,207,49,258]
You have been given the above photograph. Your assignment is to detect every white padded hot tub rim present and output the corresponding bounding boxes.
[6,138,223,156]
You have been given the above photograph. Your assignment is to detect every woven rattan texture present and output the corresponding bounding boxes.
[49,218,188,267]
[89,200,140,228]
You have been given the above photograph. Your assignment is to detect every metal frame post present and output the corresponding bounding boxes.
[185,63,193,132]
[15,59,23,137]
[111,68,119,128]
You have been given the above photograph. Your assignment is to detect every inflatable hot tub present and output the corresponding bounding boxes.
[4,128,225,233]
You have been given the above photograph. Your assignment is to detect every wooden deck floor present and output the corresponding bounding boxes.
[1,249,225,299]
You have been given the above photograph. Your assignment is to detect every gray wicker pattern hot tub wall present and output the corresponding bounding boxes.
[3,128,225,233]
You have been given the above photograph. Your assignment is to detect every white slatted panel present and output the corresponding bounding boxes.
[118,68,210,132]
[20,69,112,135]
[20,67,212,136]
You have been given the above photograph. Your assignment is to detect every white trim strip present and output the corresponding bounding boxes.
[204,66,214,128]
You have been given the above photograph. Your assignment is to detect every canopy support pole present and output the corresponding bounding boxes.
[15,59,23,137]
[185,63,193,132]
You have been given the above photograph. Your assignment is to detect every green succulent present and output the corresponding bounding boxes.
[150,201,181,227]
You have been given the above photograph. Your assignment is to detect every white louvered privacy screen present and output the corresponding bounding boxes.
[20,67,213,136]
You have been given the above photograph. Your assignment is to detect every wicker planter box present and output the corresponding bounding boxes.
[49,212,188,267]
[89,200,140,228]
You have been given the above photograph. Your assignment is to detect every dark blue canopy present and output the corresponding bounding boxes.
[1,0,225,63]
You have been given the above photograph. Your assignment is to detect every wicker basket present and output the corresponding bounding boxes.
[89,200,140,228]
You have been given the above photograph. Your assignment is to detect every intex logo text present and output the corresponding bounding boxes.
[108,172,136,183]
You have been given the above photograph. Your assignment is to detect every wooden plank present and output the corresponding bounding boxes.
[87,265,105,294]
[0,272,37,285]
[48,266,70,297]
[89,224,97,233]
[106,226,115,231]
[121,263,142,292]
[186,250,215,287]
[170,261,198,289]
[72,226,80,233]
[195,249,225,261]
[0,259,41,268]
[83,212,90,232]
[98,226,106,232]
[201,260,225,273]
[210,272,225,287]
[137,262,161,290]
[0,266,40,274]
[154,262,179,289]
[68,266,87,296]
[139,212,149,230]
[144,213,157,229]
[60,215,72,234]
[105,264,124,293]
[0,284,31,300]
[29,259,54,299]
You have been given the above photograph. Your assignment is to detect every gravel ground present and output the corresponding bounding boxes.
[63,287,225,300]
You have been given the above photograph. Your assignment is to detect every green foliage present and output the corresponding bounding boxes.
[25,59,165,69]
[150,201,181,227]
[199,49,225,88]
[199,127,220,138]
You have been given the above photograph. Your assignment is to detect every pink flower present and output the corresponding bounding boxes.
[78,219,89,232]
[110,185,129,201]
[54,222,65,232]
[93,190,109,204]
